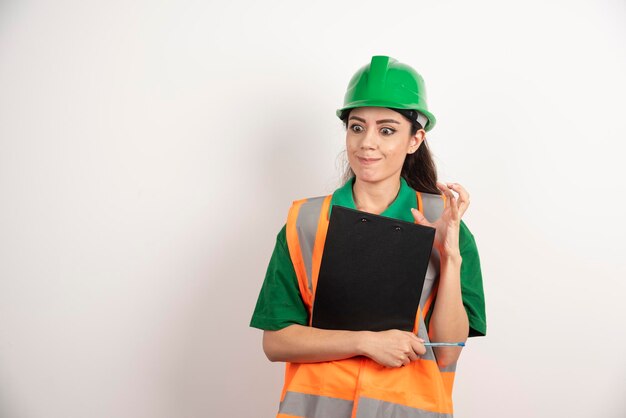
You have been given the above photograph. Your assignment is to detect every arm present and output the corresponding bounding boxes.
[411,182,472,368]
[263,325,426,368]
[263,325,363,363]
[428,253,469,368]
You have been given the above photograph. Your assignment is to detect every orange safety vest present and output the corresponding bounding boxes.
[278,191,457,418]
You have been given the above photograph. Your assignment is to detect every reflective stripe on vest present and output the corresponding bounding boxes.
[282,191,456,418]
[278,392,454,418]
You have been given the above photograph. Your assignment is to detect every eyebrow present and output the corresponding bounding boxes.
[348,116,401,125]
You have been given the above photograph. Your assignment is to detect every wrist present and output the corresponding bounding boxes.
[440,252,462,265]
[354,331,373,357]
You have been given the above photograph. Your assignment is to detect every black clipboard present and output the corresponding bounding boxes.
[311,205,435,332]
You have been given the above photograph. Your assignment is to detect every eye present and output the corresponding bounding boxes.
[380,127,396,136]
[349,124,364,133]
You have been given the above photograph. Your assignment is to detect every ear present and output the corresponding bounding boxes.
[407,129,426,154]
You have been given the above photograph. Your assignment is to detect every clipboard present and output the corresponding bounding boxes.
[311,205,435,332]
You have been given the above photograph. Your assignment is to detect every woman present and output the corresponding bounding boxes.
[250,55,486,418]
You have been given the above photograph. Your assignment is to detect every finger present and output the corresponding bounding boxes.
[410,339,427,356]
[437,182,459,220]
[405,332,425,343]
[437,181,456,202]
[410,208,431,226]
[407,350,419,362]
[400,355,411,367]
[392,356,406,368]
[447,182,470,217]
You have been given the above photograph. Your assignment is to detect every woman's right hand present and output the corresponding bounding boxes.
[358,329,426,368]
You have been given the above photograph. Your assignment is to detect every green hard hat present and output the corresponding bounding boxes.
[336,55,436,131]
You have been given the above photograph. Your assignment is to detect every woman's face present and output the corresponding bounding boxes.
[346,107,424,185]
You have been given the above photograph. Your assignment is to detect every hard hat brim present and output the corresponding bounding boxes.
[336,101,436,132]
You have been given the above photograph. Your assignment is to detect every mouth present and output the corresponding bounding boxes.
[357,156,382,165]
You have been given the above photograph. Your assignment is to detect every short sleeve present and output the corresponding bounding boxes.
[458,219,487,337]
[249,225,309,331]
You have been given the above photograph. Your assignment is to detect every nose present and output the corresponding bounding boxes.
[360,128,378,150]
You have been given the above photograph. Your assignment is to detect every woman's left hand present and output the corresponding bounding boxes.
[411,182,470,258]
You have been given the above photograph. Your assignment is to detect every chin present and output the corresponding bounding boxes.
[354,172,384,184]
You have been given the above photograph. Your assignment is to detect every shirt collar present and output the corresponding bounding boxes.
[330,176,417,223]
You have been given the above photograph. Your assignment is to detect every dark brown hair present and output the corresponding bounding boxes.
[339,108,440,195]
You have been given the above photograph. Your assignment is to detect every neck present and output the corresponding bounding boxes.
[352,176,402,215]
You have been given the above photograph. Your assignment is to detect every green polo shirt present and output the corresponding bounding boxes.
[250,177,487,337]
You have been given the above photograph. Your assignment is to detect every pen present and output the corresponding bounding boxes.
[423,342,465,347]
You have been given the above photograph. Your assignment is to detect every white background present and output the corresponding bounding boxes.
[1,1,625,417]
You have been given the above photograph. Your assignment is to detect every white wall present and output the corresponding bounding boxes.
[1,1,625,417]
